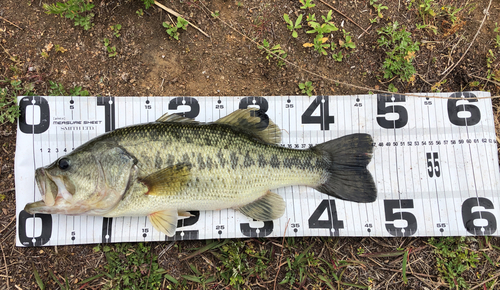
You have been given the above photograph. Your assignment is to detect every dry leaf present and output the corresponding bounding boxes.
[45,42,53,52]
[339,39,344,46]
[303,43,314,47]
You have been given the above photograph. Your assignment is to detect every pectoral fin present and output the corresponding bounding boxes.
[149,209,178,237]
[141,163,191,196]
[237,191,285,221]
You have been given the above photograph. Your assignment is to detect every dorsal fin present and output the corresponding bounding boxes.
[216,108,281,144]
[156,113,199,123]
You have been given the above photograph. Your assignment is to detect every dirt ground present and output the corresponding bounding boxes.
[1,0,500,289]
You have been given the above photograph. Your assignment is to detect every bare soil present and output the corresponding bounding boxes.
[1,0,500,289]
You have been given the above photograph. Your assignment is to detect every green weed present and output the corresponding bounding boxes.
[416,0,437,23]
[103,38,117,57]
[369,0,387,21]
[332,50,343,62]
[440,5,464,25]
[47,81,90,96]
[340,29,356,49]
[182,264,217,290]
[306,10,338,36]
[136,9,144,17]
[388,83,398,92]
[299,0,315,10]
[377,21,420,82]
[283,14,303,38]
[299,81,314,96]
[111,24,122,38]
[280,244,317,287]
[163,17,189,40]
[211,10,220,18]
[216,240,247,287]
[429,237,479,289]
[258,39,288,68]
[43,0,95,31]
[142,0,154,9]
[0,79,35,124]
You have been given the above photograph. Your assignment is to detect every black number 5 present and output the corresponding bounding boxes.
[426,152,440,178]
[376,94,408,129]
[384,200,417,236]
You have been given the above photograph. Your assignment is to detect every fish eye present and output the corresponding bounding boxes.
[58,158,70,170]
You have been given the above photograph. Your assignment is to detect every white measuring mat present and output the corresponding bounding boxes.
[15,92,500,246]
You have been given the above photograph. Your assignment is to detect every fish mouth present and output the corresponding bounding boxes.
[35,168,59,207]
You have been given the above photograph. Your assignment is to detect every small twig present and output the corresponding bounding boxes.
[318,0,369,34]
[154,1,209,38]
[468,74,500,87]
[0,188,15,195]
[380,267,438,279]
[0,16,22,30]
[357,25,372,39]
[0,243,9,289]
[470,270,500,290]
[436,0,492,84]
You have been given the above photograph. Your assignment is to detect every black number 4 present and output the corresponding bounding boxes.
[426,152,441,178]
[301,96,335,130]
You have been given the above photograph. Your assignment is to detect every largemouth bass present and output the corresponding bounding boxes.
[25,108,376,236]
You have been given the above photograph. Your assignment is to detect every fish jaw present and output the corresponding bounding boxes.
[35,168,58,206]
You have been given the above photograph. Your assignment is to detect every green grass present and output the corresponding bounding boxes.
[94,243,167,290]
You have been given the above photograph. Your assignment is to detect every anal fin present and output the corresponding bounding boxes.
[237,191,285,221]
[149,209,178,237]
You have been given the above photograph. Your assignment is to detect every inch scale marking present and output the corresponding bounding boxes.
[15,92,500,246]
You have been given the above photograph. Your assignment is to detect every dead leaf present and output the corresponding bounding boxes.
[404,51,416,62]
[45,42,53,52]
[303,43,314,48]
[55,45,68,53]
[339,39,344,46]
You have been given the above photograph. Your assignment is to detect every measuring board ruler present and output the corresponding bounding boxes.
[14,92,500,247]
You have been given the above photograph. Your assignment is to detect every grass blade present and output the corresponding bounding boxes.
[402,250,409,284]
[32,264,45,290]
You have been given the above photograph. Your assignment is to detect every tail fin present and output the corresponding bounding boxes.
[312,133,377,202]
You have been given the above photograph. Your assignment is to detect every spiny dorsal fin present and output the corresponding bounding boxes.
[141,163,191,196]
[237,191,285,221]
[149,209,178,236]
[216,108,281,144]
[156,113,199,123]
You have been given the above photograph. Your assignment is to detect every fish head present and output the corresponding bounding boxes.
[24,143,137,215]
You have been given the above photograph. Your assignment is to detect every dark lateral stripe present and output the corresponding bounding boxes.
[230,152,239,169]
[217,150,227,168]
[243,152,255,168]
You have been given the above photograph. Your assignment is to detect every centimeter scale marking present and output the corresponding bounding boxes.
[15,92,500,247]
